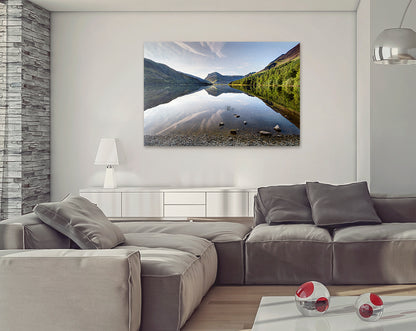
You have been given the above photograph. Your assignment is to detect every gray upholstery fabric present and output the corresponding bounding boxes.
[119,237,217,331]
[0,213,70,249]
[245,224,333,284]
[0,249,141,331]
[334,222,416,242]
[306,181,381,227]
[333,223,416,284]
[34,196,125,249]
[123,232,213,256]
[256,185,313,225]
[253,194,266,226]
[372,196,416,223]
[115,221,250,284]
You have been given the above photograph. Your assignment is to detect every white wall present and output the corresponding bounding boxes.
[356,0,371,184]
[51,11,356,200]
[370,0,416,194]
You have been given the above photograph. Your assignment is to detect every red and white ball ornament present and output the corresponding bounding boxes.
[295,281,330,316]
[354,293,384,321]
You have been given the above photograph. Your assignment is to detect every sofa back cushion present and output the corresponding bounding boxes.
[306,181,381,228]
[372,196,416,223]
[256,185,313,225]
[0,213,71,249]
[34,195,125,249]
[253,195,266,225]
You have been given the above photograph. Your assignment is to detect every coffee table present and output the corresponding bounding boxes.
[252,296,416,330]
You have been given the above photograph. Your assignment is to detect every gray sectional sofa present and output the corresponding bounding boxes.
[1,183,416,331]
[248,187,416,285]
[0,213,251,331]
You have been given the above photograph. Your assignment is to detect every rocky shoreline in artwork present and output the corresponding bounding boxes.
[144,133,300,147]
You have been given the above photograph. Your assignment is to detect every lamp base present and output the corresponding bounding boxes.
[104,166,117,189]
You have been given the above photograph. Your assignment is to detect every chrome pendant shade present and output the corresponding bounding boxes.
[373,0,416,65]
[373,28,416,64]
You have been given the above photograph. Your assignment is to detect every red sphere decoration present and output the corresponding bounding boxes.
[359,304,374,318]
[315,297,329,312]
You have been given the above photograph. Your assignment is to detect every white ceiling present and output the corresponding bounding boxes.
[30,0,361,12]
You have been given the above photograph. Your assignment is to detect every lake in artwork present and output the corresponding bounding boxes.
[144,42,300,146]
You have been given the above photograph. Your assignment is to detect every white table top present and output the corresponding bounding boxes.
[252,296,416,331]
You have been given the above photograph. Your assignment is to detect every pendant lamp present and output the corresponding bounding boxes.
[373,0,416,64]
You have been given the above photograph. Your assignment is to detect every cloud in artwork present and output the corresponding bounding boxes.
[200,42,226,58]
[173,42,207,57]
[172,42,226,58]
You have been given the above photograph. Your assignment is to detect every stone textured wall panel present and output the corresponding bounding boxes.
[0,0,50,220]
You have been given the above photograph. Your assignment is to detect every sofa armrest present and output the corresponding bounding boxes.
[0,213,70,249]
[372,196,416,223]
[0,248,141,331]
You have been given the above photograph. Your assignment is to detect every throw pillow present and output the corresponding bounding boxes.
[34,195,125,249]
[306,181,381,227]
[257,184,314,225]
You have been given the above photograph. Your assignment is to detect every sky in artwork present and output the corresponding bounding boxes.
[144,41,299,79]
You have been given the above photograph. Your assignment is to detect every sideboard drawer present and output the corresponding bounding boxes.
[164,192,205,205]
[164,205,205,217]
[122,192,163,217]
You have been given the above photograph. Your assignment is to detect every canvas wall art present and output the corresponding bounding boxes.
[144,42,300,146]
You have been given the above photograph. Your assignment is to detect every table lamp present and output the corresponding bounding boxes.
[94,138,119,189]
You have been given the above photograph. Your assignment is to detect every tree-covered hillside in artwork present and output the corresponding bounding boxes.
[230,44,300,113]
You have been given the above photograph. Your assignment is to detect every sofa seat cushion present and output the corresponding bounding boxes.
[123,232,212,257]
[118,241,217,331]
[333,223,416,284]
[334,223,416,242]
[248,223,332,242]
[116,221,250,242]
[245,224,332,284]
[115,221,251,284]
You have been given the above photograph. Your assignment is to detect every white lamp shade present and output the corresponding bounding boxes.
[94,138,119,165]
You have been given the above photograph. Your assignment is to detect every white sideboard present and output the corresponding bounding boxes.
[79,187,257,218]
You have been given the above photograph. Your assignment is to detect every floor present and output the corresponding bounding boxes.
[181,285,416,331]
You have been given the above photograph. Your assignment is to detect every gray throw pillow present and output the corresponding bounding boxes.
[306,181,382,227]
[257,184,313,225]
[34,195,125,249]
